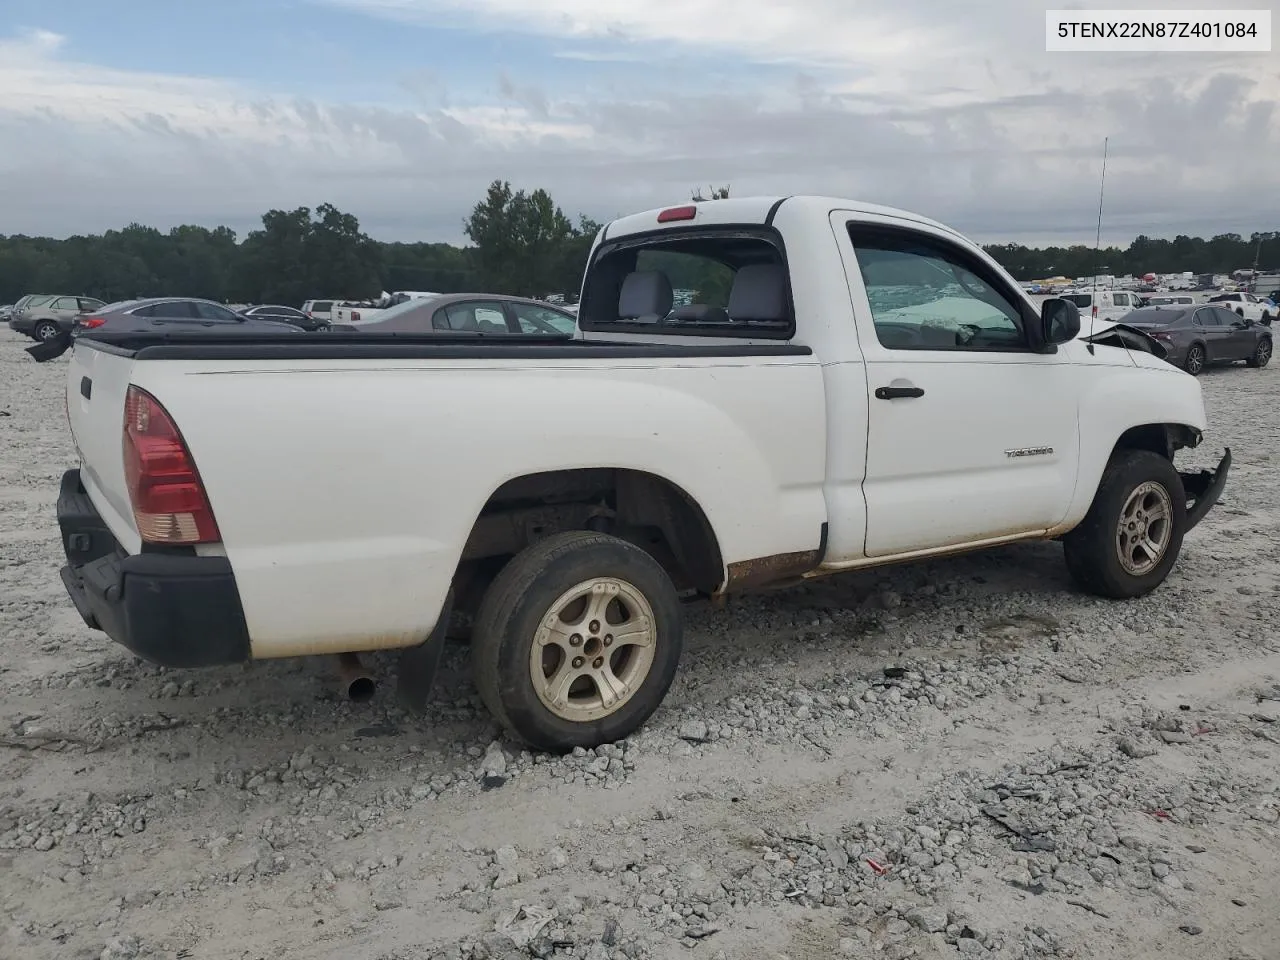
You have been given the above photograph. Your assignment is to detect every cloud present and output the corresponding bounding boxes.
[0,4,1276,246]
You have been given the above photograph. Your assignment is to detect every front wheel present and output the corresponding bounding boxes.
[1063,450,1187,599]
[1247,337,1272,368]
[1183,343,1205,376]
[471,531,683,750]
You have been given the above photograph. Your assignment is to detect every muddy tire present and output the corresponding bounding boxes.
[1063,450,1187,599]
[1183,343,1205,376]
[471,531,682,751]
[1246,337,1272,368]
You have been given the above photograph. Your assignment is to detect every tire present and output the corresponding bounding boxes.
[1063,450,1187,599]
[33,320,59,342]
[1183,343,1205,376]
[1247,337,1272,368]
[471,531,683,751]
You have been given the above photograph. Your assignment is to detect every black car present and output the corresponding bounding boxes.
[75,298,304,334]
[27,297,302,362]
[332,293,577,335]
[240,304,329,332]
[1117,304,1272,375]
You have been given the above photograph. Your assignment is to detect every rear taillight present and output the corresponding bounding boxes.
[1151,332,1173,342]
[351,311,361,322]
[80,316,106,329]
[122,386,220,545]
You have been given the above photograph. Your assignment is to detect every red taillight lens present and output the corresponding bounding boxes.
[657,205,697,223]
[122,386,220,544]
[1151,332,1173,341]
[351,311,361,322]
[80,316,106,329]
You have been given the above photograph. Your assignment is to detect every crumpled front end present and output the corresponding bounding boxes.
[1181,447,1231,532]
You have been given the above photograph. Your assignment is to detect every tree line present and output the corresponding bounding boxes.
[1,181,1275,306]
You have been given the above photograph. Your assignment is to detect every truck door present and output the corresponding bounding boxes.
[832,215,1081,558]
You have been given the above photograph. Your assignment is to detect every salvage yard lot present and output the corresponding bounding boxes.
[1,327,1278,960]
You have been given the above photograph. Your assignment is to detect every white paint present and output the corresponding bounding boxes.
[66,195,1213,660]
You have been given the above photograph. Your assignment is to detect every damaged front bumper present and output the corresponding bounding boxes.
[1181,447,1231,532]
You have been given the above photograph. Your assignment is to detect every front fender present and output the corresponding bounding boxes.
[1063,364,1209,530]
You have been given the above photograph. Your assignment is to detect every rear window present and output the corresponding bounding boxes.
[579,231,792,338]
[1062,294,1092,308]
[310,301,333,312]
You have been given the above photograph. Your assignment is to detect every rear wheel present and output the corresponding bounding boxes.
[1247,337,1272,368]
[33,320,59,341]
[1063,450,1187,599]
[1183,343,1205,375]
[471,531,683,750]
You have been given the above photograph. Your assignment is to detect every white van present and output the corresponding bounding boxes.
[301,300,337,324]
[1060,290,1142,325]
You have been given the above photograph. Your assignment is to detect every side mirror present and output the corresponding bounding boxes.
[1040,297,1080,345]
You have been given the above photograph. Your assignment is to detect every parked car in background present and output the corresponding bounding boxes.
[1059,289,1142,326]
[1209,292,1272,322]
[26,297,303,363]
[301,300,337,324]
[9,294,106,341]
[1117,304,1272,375]
[73,298,304,334]
[0,304,12,322]
[1145,295,1196,308]
[336,293,577,335]
[331,300,384,324]
[240,304,328,331]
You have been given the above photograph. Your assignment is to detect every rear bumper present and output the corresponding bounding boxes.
[8,315,33,334]
[1181,447,1230,532]
[56,469,252,667]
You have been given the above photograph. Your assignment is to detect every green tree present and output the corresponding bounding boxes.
[464,180,585,297]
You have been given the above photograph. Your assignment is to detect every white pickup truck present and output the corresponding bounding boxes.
[53,196,1229,751]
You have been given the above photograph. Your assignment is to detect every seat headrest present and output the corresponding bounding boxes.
[618,271,674,321]
[728,263,788,322]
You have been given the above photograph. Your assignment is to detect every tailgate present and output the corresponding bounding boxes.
[67,342,142,553]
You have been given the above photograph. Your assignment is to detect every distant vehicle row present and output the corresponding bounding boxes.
[10,292,578,343]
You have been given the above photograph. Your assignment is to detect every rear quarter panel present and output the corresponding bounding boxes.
[128,354,828,658]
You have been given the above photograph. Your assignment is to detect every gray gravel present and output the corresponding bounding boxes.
[2,328,1279,960]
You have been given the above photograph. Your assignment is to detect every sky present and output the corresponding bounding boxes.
[0,0,1276,247]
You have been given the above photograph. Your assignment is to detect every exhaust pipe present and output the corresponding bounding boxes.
[336,652,375,702]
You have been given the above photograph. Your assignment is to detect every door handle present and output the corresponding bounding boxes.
[874,385,925,400]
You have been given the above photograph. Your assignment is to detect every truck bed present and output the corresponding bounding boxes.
[64,329,828,660]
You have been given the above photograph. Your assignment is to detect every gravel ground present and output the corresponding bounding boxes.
[2,327,1278,960]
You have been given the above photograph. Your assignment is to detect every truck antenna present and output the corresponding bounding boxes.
[1087,136,1109,355]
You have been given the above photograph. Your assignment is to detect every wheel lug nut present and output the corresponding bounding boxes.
[570,634,582,646]
[590,620,601,633]
[572,656,585,669]
[592,657,604,669]
[604,635,613,646]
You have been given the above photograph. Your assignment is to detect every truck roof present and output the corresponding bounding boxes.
[603,195,963,242]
